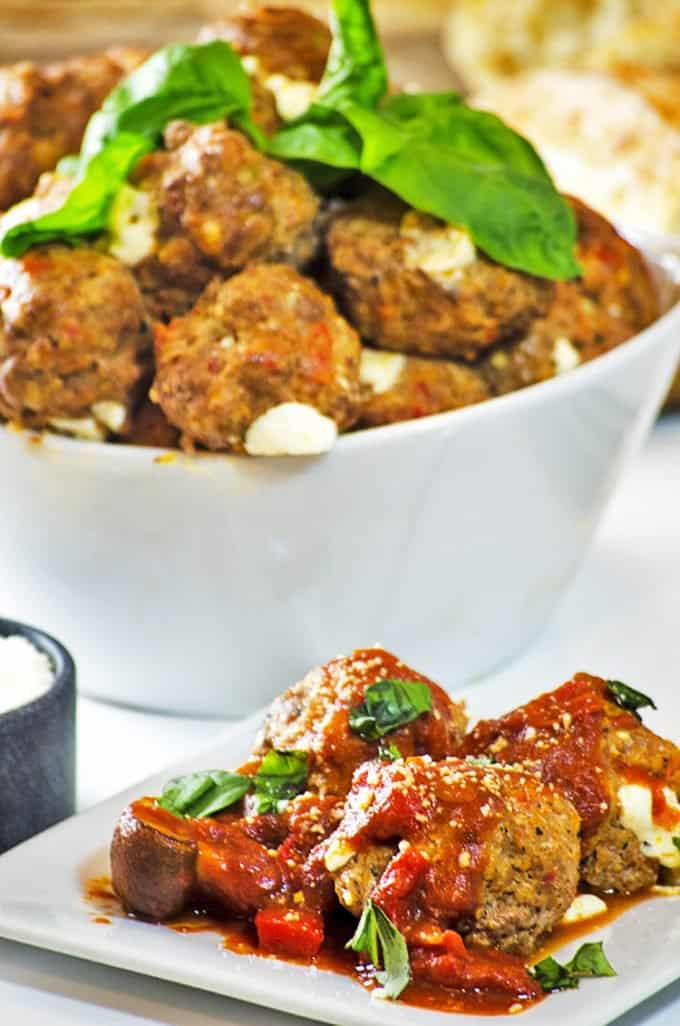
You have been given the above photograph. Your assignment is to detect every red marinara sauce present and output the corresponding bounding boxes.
[462,674,642,833]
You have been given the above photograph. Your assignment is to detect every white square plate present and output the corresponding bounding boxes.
[0,680,679,1026]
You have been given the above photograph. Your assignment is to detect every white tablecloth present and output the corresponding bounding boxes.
[2,415,680,1026]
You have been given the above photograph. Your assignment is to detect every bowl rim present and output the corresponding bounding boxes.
[3,254,680,466]
[0,617,76,726]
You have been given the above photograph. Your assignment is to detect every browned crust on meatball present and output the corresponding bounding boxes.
[133,122,321,322]
[0,48,147,212]
[326,191,554,361]
[111,805,197,921]
[199,6,331,83]
[254,647,468,797]
[480,197,659,394]
[358,349,490,427]
[0,246,151,426]
[152,262,361,452]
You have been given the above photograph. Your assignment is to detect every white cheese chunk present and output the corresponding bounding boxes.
[552,336,581,375]
[360,349,406,395]
[244,402,338,456]
[91,400,127,433]
[264,72,318,121]
[618,784,680,869]
[324,838,355,873]
[107,184,158,266]
[48,416,107,442]
[401,210,477,290]
[561,893,607,924]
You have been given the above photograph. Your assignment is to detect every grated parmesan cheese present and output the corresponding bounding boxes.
[0,636,54,714]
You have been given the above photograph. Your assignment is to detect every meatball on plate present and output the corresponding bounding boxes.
[83,651,680,1020]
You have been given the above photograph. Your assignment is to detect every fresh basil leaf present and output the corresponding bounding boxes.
[267,105,361,170]
[531,942,616,992]
[339,95,580,280]
[530,955,580,992]
[674,837,680,852]
[80,42,258,166]
[0,133,153,257]
[378,741,402,762]
[346,900,411,999]
[349,679,433,742]
[607,680,657,720]
[252,750,309,814]
[317,0,388,109]
[565,941,617,979]
[159,769,250,819]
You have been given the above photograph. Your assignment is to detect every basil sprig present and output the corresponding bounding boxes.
[607,680,657,720]
[378,741,402,762]
[158,749,308,820]
[346,900,411,999]
[0,41,261,258]
[531,942,616,993]
[251,750,309,814]
[349,679,433,742]
[159,770,250,819]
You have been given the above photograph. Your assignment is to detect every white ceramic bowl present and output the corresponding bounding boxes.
[1,256,678,716]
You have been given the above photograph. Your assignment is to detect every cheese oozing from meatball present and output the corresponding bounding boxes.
[359,349,406,396]
[618,784,680,869]
[242,55,318,121]
[561,893,607,924]
[107,184,158,266]
[244,402,338,456]
[401,210,477,290]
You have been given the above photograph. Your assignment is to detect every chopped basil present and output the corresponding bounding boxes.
[673,837,680,852]
[349,679,433,742]
[251,750,309,814]
[378,741,403,762]
[346,900,411,999]
[531,941,616,993]
[607,680,657,720]
[159,770,250,819]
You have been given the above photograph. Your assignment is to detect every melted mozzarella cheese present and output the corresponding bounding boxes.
[618,784,680,869]
[359,349,406,395]
[107,185,158,266]
[324,838,355,873]
[48,416,107,441]
[265,73,318,121]
[91,400,127,433]
[552,336,581,375]
[401,210,477,290]
[561,893,607,924]
[244,402,338,456]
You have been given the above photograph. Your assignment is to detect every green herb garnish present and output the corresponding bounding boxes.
[378,741,403,762]
[607,680,657,720]
[531,941,616,993]
[251,750,309,814]
[673,837,680,852]
[158,749,308,819]
[0,41,261,257]
[349,679,433,742]
[159,770,250,819]
[346,900,411,999]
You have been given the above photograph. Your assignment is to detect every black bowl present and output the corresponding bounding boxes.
[0,617,76,853]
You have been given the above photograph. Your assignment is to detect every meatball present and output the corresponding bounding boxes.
[152,263,362,454]
[358,347,490,428]
[479,199,659,394]
[0,246,150,436]
[462,673,680,893]
[254,647,468,796]
[0,48,146,212]
[321,755,580,956]
[199,7,331,82]
[127,122,321,321]
[199,7,331,126]
[326,191,554,361]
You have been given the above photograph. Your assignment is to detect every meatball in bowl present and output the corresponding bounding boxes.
[0,5,678,714]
